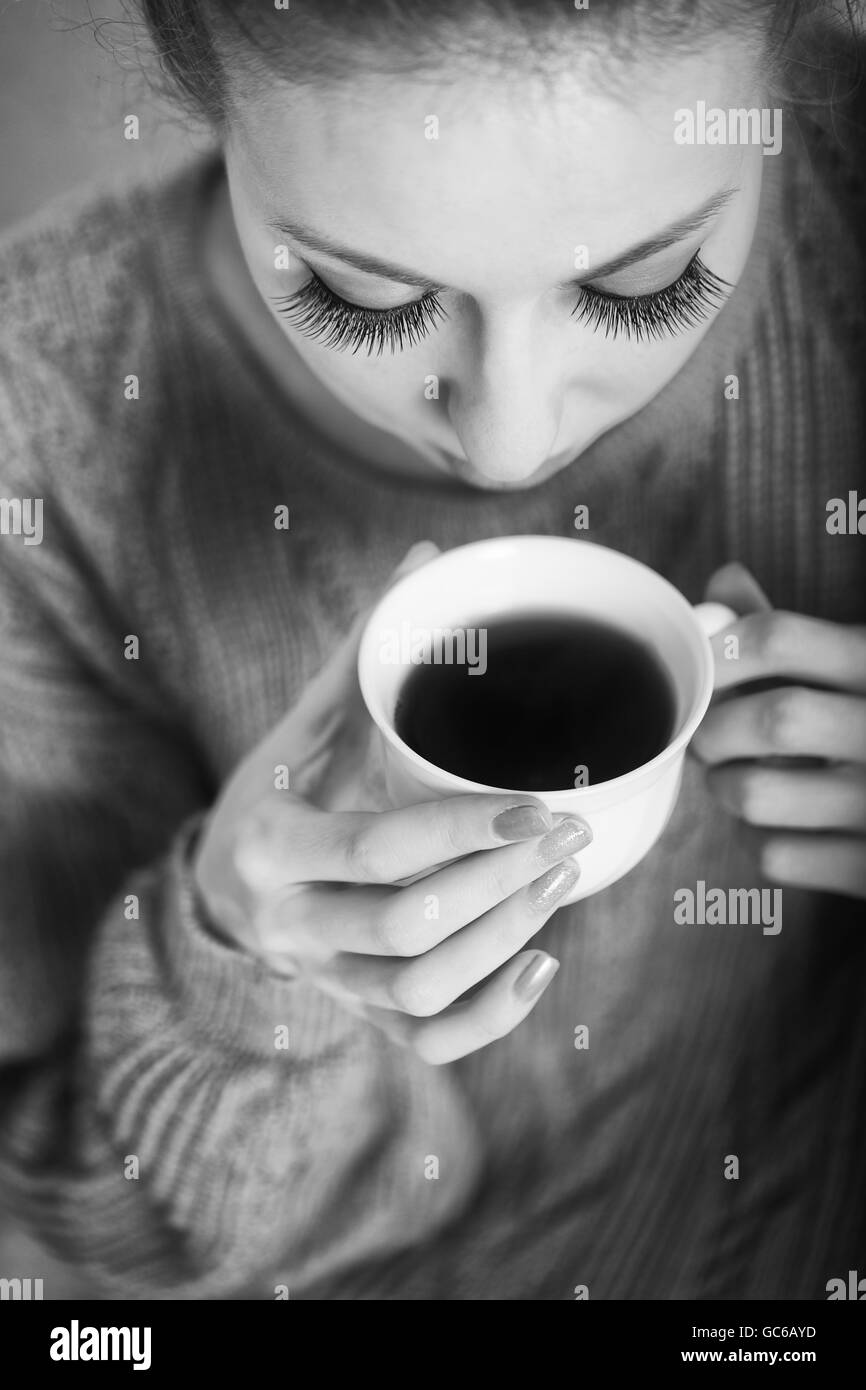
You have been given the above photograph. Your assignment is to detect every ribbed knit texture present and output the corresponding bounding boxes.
[0,65,864,1298]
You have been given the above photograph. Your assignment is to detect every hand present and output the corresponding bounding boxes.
[193,542,593,1063]
[693,563,866,899]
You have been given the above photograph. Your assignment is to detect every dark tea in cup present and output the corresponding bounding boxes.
[394,612,676,791]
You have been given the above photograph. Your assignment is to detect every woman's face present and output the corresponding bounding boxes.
[223,34,766,490]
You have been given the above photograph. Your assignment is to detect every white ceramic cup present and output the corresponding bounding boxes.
[358,535,734,903]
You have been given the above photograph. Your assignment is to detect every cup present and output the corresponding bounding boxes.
[358,535,734,903]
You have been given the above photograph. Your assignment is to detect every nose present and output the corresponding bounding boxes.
[444,305,563,485]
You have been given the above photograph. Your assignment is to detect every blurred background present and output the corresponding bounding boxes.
[0,0,203,234]
[2,0,863,1308]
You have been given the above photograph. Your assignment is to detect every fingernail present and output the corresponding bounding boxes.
[492,803,554,840]
[514,952,560,1003]
[528,858,581,910]
[536,816,592,866]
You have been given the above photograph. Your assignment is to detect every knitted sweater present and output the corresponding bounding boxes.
[0,76,864,1300]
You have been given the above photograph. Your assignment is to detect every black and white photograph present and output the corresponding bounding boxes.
[1,0,865,1341]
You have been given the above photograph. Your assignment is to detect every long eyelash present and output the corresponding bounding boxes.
[271,274,447,356]
[272,254,729,356]
[571,254,731,342]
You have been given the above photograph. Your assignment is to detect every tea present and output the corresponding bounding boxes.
[394,612,676,790]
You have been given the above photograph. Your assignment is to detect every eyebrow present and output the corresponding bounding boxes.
[266,187,738,293]
[574,188,738,283]
[267,216,442,290]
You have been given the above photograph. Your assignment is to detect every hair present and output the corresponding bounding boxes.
[130,0,862,131]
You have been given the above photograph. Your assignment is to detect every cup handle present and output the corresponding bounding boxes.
[693,601,738,639]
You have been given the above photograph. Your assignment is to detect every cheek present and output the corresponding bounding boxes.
[283,324,436,436]
[310,349,424,406]
[572,327,711,411]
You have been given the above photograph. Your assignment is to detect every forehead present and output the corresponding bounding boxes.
[229,39,760,288]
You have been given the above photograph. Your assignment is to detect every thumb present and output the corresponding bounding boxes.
[198,543,445,903]
[704,561,772,616]
[291,540,442,722]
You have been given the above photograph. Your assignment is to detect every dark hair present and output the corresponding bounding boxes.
[133,0,862,130]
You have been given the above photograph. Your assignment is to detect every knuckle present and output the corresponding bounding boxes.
[343,828,368,880]
[372,905,403,955]
[431,800,467,860]
[760,834,793,882]
[387,965,439,1017]
[485,855,516,904]
[234,804,264,854]
[345,827,383,883]
[751,610,788,665]
[737,769,767,822]
[474,1006,514,1045]
[395,921,429,958]
[762,687,804,751]
[490,906,531,956]
[233,803,275,874]
[374,894,430,957]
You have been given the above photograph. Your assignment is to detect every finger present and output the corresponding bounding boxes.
[358,949,561,1065]
[761,833,866,900]
[707,763,866,831]
[390,539,440,579]
[704,562,773,616]
[692,687,866,765]
[279,814,591,956]
[710,610,866,694]
[234,791,563,890]
[324,858,579,1013]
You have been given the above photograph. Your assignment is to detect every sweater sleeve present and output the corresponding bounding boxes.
[0,391,483,1302]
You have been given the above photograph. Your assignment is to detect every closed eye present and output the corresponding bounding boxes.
[271,252,731,354]
[572,252,731,341]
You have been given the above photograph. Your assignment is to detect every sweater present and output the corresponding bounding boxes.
[1,71,865,1300]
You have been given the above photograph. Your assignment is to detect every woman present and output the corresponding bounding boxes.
[0,0,864,1299]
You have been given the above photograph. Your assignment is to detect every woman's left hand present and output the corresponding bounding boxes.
[693,563,866,900]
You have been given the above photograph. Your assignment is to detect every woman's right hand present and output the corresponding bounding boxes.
[193,544,592,1065]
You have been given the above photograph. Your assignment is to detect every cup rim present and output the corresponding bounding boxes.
[358,535,715,801]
